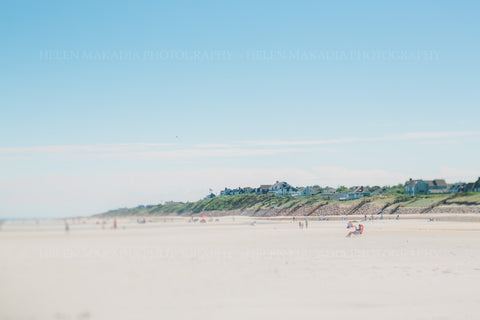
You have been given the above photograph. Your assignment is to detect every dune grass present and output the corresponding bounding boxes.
[446,192,480,205]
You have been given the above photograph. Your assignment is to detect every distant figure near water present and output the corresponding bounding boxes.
[113,219,117,229]
[64,220,70,233]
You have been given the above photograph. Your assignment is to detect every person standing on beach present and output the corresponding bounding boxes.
[64,220,70,233]
[304,218,308,229]
[113,219,117,229]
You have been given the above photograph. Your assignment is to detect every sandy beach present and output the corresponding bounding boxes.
[1,216,480,320]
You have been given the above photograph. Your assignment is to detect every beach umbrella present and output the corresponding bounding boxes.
[200,215,207,219]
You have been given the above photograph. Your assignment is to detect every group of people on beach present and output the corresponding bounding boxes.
[292,216,365,236]
[346,221,364,237]
[58,215,367,237]
[293,216,309,229]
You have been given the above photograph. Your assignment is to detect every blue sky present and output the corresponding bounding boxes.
[1,1,479,218]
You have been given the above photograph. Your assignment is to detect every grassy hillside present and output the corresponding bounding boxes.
[398,194,452,207]
[97,192,480,217]
[446,192,480,205]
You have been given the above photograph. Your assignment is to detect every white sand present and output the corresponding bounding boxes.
[1,216,480,320]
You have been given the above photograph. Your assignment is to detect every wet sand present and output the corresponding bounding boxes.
[1,216,480,320]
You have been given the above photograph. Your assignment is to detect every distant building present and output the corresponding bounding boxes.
[334,186,371,201]
[203,193,216,200]
[322,187,336,194]
[449,183,467,193]
[337,193,365,201]
[465,177,480,192]
[425,179,448,194]
[293,186,318,197]
[268,181,298,196]
[404,179,429,195]
[350,186,371,195]
[220,187,249,196]
[253,185,272,195]
[219,188,231,196]
[301,186,315,196]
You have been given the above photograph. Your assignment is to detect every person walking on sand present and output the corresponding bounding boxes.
[113,219,117,229]
[64,220,70,233]
[304,218,308,229]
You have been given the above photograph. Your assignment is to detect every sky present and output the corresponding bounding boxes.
[1,1,479,218]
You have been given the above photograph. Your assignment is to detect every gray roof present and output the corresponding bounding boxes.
[425,179,447,187]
